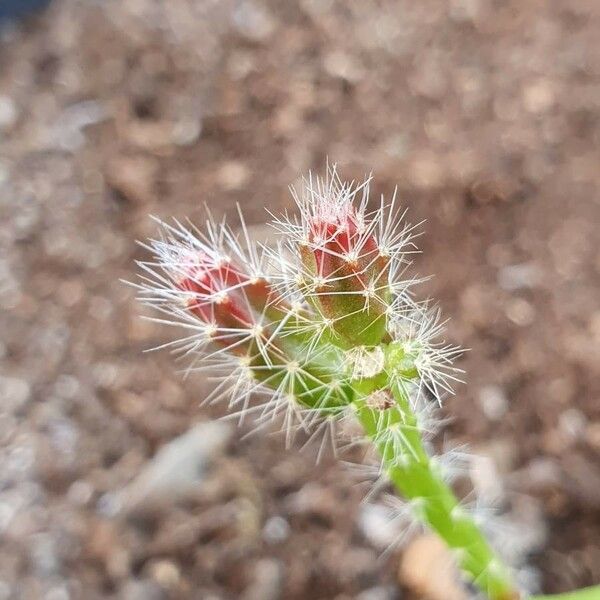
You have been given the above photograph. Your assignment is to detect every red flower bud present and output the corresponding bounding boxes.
[299,202,391,348]
[178,253,252,325]
[171,249,277,360]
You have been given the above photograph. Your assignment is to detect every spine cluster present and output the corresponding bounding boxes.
[133,167,520,600]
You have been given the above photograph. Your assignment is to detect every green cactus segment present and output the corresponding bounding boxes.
[298,245,390,348]
[532,587,600,600]
[245,338,352,413]
[350,351,520,600]
[321,286,388,348]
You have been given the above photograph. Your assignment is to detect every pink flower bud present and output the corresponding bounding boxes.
[175,250,269,358]
[299,200,390,348]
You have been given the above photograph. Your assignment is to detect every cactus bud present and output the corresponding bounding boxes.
[176,251,257,354]
[296,184,391,348]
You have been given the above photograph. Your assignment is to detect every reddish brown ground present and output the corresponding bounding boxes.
[1,1,599,598]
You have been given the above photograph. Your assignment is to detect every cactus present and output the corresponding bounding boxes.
[132,166,600,600]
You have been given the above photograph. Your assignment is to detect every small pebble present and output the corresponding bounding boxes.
[470,454,504,503]
[0,95,18,131]
[559,408,587,440]
[217,161,250,191]
[148,559,181,589]
[44,585,70,600]
[262,516,290,545]
[0,376,31,413]
[523,79,555,114]
[358,504,401,550]
[241,559,283,600]
[171,117,202,146]
[399,534,466,600]
[96,492,122,518]
[105,156,157,205]
[232,2,276,41]
[505,298,535,326]
[120,580,166,600]
[324,51,364,83]
[478,385,508,421]
[0,582,12,600]
[67,480,94,506]
[586,422,600,450]
[356,586,399,600]
[497,262,541,291]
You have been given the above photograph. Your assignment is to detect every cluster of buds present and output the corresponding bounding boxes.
[134,169,456,432]
[134,211,355,435]
[133,167,521,600]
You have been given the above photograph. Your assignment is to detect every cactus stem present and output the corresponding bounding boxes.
[350,369,519,600]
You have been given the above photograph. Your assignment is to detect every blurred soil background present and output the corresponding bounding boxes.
[1,1,599,599]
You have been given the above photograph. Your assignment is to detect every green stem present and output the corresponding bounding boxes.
[352,376,519,600]
[532,587,600,600]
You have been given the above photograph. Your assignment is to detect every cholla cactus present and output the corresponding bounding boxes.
[133,167,521,600]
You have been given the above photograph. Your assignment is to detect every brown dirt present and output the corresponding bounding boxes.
[1,1,599,598]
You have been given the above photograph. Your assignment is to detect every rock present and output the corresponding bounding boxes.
[469,453,505,504]
[586,421,600,451]
[51,100,109,152]
[336,546,378,585]
[171,116,202,147]
[358,503,404,550]
[146,503,242,557]
[262,516,290,545]
[217,161,250,191]
[121,421,231,514]
[558,408,587,440]
[285,483,337,521]
[478,385,508,421]
[0,161,8,186]
[120,579,166,600]
[29,533,60,577]
[232,2,276,42]
[523,79,555,114]
[408,152,445,190]
[6,443,36,479]
[0,376,31,414]
[399,534,467,600]
[505,298,535,327]
[105,156,158,206]
[449,0,485,23]
[96,492,122,518]
[146,514,206,555]
[123,121,175,152]
[44,584,71,600]
[0,95,18,131]
[324,51,365,83]
[66,480,94,506]
[497,262,541,291]
[146,559,181,590]
[410,62,447,101]
[241,558,283,600]
[356,586,400,600]
[468,178,514,204]
[106,546,131,582]
[86,519,128,573]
